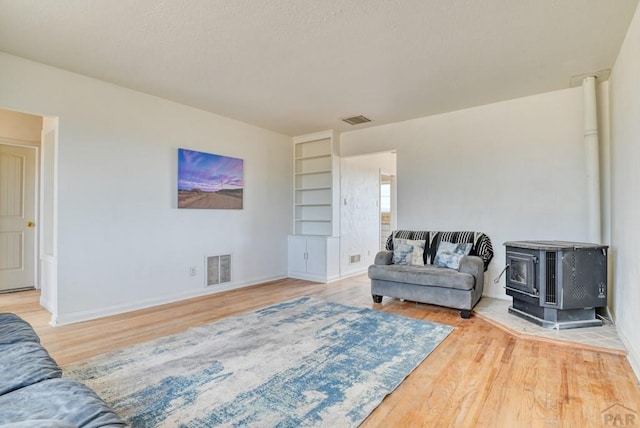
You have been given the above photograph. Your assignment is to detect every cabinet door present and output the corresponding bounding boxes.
[288,237,308,276]
[305,238,327,276]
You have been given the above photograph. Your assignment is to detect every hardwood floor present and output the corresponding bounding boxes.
[1,274,639,427]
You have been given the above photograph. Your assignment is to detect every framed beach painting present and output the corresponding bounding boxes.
[178,148,244,209]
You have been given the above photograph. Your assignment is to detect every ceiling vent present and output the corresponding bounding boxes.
[341,115,372,125]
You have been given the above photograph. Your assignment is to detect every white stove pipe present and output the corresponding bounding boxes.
[583,76,601,243]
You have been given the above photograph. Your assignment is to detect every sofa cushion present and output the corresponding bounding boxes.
[392,238,425,266]
[385,230,493,270]
[0,378,126,428]
[0,313,41,345]
[0,341,62,395]
[368,264,475,291]
[434,241,473,269]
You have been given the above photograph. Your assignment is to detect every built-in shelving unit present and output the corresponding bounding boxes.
[293,130,340,237]
[288,130,340,282]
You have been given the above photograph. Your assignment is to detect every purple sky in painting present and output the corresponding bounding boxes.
[178,148,244,192]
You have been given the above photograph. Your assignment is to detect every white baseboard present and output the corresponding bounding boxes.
[326,273,342,283]
[617,327,640,385]
[288,271,343,283]
[339,267,369,280]
[53,274,287,326]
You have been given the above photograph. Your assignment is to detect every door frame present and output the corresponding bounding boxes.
[379,172,397,250]
[0,138,40,290]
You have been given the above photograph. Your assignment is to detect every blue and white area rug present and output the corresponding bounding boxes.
[64,297,453,427]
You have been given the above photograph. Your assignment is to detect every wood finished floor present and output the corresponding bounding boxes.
[1,274,639,427]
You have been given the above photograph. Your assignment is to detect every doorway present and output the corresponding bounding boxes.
[379,174,396,250]
[0,107,58,320]
[339,151,396,277]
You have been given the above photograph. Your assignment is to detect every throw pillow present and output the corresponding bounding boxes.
[433,241,473,269]
[392,238,426,266]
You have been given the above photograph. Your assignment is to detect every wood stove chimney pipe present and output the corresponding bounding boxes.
[583,76,601,243]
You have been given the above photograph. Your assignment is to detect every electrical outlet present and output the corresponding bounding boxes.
[189,266,197,276]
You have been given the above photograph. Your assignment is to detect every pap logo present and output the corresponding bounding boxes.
[602,403,637,426]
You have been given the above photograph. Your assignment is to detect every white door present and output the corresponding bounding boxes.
[0,144,36,291]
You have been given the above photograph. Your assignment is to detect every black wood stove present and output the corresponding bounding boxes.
[504,240,608,329]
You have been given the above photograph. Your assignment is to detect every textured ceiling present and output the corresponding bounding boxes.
[0,0,637,136]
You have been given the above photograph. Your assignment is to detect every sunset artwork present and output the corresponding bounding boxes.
[178,148,244,209]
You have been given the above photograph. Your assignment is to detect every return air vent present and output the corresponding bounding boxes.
[207,254,231,286]
[349,254,361,264]
[341,115,372,125]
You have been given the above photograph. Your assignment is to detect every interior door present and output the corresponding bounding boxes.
[0,143,36,291]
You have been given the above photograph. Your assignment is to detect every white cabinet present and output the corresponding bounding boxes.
[293,130,340,237]
[287,235,340,283]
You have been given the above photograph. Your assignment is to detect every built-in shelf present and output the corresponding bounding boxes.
[295,169,331,176]
[295,153,331,161]
[295,186,331,192]
[292,130,340,237]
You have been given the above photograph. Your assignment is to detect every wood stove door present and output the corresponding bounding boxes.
[506,252,538,298]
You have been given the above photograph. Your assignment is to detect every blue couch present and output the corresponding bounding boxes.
[0,313,126,427]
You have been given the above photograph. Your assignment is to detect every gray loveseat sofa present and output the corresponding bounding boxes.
[0,313,126,427]
[368,231,493,318]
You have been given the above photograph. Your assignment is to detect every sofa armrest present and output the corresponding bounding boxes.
[458,255,484,293]
[374,250,393,265]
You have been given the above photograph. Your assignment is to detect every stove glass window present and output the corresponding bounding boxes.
[510,259,527,285]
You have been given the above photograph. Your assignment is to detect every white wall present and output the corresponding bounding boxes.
[341,88,592,299]
[340,152,396,277]
[0,53,292,325]
[609,2,640,380]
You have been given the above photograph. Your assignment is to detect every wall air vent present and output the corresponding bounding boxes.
[206,254,231,286]
[341,115,372,125]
